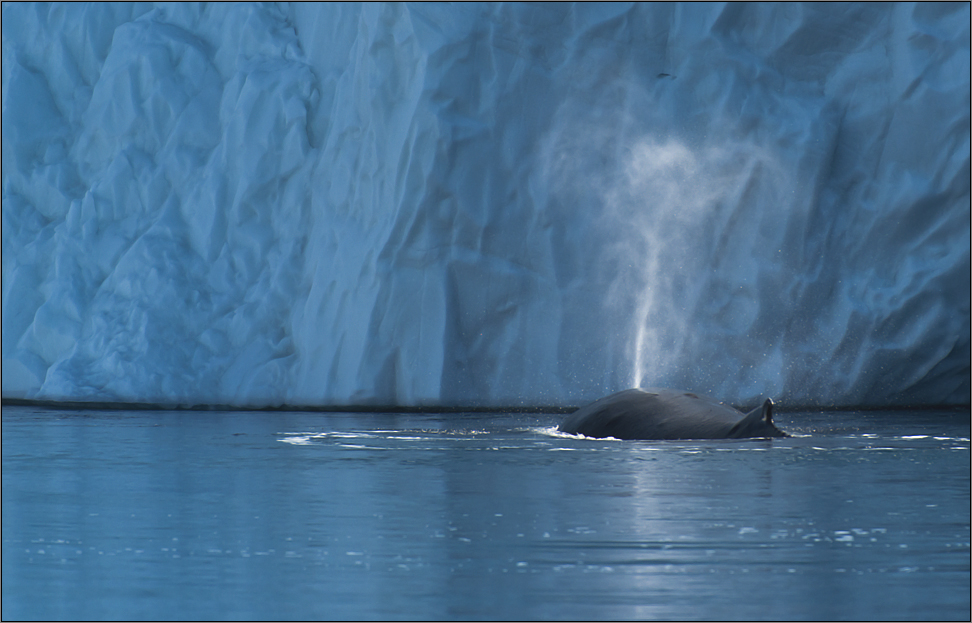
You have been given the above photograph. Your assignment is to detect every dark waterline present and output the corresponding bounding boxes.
[2,406,969,621]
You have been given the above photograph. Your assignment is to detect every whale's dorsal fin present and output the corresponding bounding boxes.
[762,398,774,424]
[728,398,775,438]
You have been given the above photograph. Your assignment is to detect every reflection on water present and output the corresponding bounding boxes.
[2,406,969,620]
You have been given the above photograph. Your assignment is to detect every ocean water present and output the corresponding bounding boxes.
[2,405,969,621]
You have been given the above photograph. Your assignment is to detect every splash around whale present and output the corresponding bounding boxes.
[558,388,789,440]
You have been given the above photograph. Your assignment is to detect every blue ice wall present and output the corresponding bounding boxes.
[2,3,969,407]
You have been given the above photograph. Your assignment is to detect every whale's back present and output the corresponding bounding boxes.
[559,388,763,440]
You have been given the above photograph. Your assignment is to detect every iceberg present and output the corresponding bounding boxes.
[2,2,969,407]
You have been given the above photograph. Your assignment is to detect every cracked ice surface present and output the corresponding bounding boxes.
[2,3,969,407]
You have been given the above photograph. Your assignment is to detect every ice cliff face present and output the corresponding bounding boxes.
[2,3,969,407]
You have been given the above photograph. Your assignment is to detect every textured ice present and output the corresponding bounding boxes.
[2,3,969,407]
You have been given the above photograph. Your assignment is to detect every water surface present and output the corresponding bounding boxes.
[2,406,969,620]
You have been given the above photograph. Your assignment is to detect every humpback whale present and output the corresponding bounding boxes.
[558,388,788,440]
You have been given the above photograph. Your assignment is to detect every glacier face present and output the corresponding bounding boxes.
[2,2,969,407]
